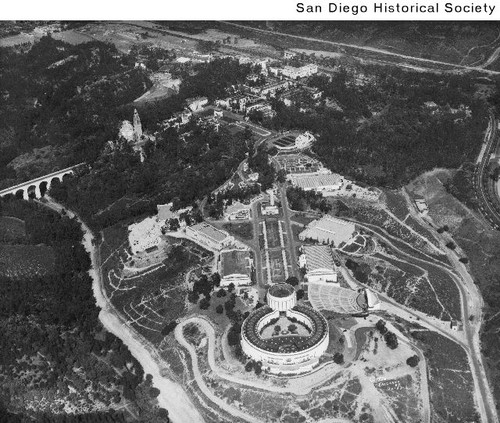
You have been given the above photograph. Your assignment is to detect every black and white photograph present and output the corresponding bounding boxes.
[0,17,500,423]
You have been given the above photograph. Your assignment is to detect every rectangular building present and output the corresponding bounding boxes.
[289,172,343,192]
[299,215,355,247]
[299,245,338,284]
[185,222,234,251]
[220,249,253,289]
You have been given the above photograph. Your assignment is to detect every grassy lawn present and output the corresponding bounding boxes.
[223,222,253,240]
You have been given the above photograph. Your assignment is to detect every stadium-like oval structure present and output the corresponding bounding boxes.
[241,283,329,375]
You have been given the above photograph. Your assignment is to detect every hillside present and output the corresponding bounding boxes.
[244,21,500,69]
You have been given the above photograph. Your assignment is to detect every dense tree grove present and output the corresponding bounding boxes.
[51,122,249,229]
[266,67,487,188]
[0,199,166,421]
[0,36,150,183]
[286,186,331,213]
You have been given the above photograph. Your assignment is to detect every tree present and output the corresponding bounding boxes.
[227,323,241,346]
[216,304,224,314]
[245,361,254,372]
[406,355,420,367]
[254,361,262,375]
[333,352,344,364]
[216,288,227,297]
[376,319,387,334]
[285,276,299,286]
[445,241,456,249]
[167,218,180,231]
[274,325,281,333]
[211,273,221,287]
[384,331,398,349]
[187,291,199,304]
[199,297,210,310]
[227,282,235,292]
[296,289,305,300]
[288,324,298,333]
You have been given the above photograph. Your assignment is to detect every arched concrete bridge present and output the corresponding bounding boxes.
[0,164,85,200]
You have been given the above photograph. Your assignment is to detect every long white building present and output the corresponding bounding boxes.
[299,245,338,284]
[299,215,355,247]
[185,222,234,251]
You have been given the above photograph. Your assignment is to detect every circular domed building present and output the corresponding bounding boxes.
[241,283,329,375]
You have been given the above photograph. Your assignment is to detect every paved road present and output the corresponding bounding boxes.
[474,111,500,229]
[221,22,500,76]
[341,214,498,423]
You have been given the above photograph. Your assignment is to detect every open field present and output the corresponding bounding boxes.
[222,222,253,240]
[0,216,26,243]
[0,244,55,280]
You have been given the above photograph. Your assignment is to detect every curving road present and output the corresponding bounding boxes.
[221,22,500,76]
[36,197,205,423]
[340,212,498,423]
[474,111,500,229]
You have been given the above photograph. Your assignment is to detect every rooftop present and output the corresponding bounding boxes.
[189,222,229,243]
[300,215,355,247]
[302,245,335,272]
[290,173,342,190]
[242,305,328,353]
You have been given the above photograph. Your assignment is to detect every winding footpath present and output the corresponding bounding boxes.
[38,197,205,423]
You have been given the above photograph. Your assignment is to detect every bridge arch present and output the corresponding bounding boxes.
[15,189,26,200]
[0,164,83,201]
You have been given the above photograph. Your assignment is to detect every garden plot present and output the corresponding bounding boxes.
[264,220,282,249]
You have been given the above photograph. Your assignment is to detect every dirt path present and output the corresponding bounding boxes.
[39,197,205,423]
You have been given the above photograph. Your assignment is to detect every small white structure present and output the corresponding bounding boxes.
[261,189,279,216]
[365,289,381,310]
[128,216,162,255]
[295,132,316,149]
[185,222,234,251]
[414,198,429,214]
[281,64,318,80]
[299,245,338,284]
[267,283,297,311]
[299,215,355,247]
[186,96,208,112]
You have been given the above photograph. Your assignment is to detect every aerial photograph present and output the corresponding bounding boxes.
[1,19,500,423]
